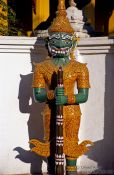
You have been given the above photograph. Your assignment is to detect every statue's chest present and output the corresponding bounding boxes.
[43,68,78,90]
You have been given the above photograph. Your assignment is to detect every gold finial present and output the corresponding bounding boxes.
[58,0,65,10]
[48,0,74,33]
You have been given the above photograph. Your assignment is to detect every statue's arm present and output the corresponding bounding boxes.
[33,87,47,102]
[34,86,89,105]
[75,63,90,104]
[75,88,89,104]
[33,64,51,103]
[33,87,55,103]
[55,87,89,105]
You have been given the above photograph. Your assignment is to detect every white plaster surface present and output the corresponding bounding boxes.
[77,53,105,173]
[0,53,31,174]
[0,36,114,174]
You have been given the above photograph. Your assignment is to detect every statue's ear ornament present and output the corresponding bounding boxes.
[70,35,80,60]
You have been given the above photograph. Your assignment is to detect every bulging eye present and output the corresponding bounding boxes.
[65,40,70,45]
[65,41,69,44]
[50,40,55,44]
[65,41,70,45]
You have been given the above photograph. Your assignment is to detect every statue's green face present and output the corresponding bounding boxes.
[48,32,74,58]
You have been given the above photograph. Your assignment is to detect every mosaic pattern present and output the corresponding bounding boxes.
[30,59,92,158]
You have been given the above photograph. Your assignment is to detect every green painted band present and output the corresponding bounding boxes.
[66,159,77,166]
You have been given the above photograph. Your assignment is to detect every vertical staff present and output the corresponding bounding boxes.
[55,67,64,175]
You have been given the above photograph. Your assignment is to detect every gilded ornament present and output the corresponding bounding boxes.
[48,0,74,33]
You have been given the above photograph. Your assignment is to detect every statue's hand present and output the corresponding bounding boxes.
[55,87,68,105]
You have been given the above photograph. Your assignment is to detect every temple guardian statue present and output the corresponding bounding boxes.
[29,0,93,174]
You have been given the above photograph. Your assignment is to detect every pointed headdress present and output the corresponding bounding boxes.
[48,0,74,34]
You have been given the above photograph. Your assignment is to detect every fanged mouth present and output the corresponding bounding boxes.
[48,45,70,55]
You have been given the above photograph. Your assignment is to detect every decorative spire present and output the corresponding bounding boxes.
[48,0,74,33]
[58,0,65,10]
[69,0,76,7]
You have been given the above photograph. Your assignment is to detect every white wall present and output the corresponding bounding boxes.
[0,37,48,174]
[77,37,114,174]
[0,36,114,174]
[77,53,106,174]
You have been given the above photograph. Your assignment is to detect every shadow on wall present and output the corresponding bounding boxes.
[86,41,114,174]
[14,39,48,174]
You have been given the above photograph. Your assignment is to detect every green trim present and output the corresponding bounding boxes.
[66,159,77,166]
[66,171,77,175]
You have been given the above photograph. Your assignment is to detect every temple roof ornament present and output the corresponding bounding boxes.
[66,0,90,38]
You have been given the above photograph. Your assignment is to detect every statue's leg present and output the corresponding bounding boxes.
[64,108,81,175]
[66,156,77,175]
[43,107,56,174]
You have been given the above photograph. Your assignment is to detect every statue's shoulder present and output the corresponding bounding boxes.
[34,57,54,75]
[34,56,52,68]
[42,58,53,69]
[71,60,88,72]
[71,60,87,66]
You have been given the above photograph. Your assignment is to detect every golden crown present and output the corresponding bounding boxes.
[48,0,74,33]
